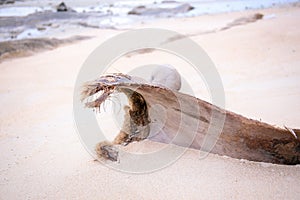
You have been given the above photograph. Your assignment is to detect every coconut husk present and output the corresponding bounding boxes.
[81,73,300,165]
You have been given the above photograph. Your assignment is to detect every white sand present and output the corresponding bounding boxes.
[0,5,300,199]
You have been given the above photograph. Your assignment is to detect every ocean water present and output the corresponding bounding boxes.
[0,0,299,17]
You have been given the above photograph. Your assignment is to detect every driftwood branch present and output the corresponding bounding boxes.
[81,73,300,165]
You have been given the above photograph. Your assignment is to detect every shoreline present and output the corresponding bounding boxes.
[0,0,299,41]
[0,3,298,62]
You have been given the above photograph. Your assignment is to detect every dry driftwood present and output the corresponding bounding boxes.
[81,73,300,165]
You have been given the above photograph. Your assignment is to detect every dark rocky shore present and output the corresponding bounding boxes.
[0,1,196,41]
[0,1,197,60]
[0,0,298,61]
[0,36,91,61]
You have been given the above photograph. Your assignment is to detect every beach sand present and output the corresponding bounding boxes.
[0,4,300,199]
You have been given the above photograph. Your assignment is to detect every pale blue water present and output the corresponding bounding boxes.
[0,0,299,17]
[96,0,300,17]
[179,0,299,16]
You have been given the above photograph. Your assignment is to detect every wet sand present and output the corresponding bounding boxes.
[0,4,300,200]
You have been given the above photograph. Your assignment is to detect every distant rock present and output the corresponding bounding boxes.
[0,36,90,61]
[0,0,15,5]
[219,13,264,31]
[253,13,264,20]
[162,0,178,3]
[56,2,68,12]
[173,3,194,13]
[128,6,146,15]
[228,13,264,26]
[128,3,194,16]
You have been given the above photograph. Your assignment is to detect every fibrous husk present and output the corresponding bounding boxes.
[81,73,300,165]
